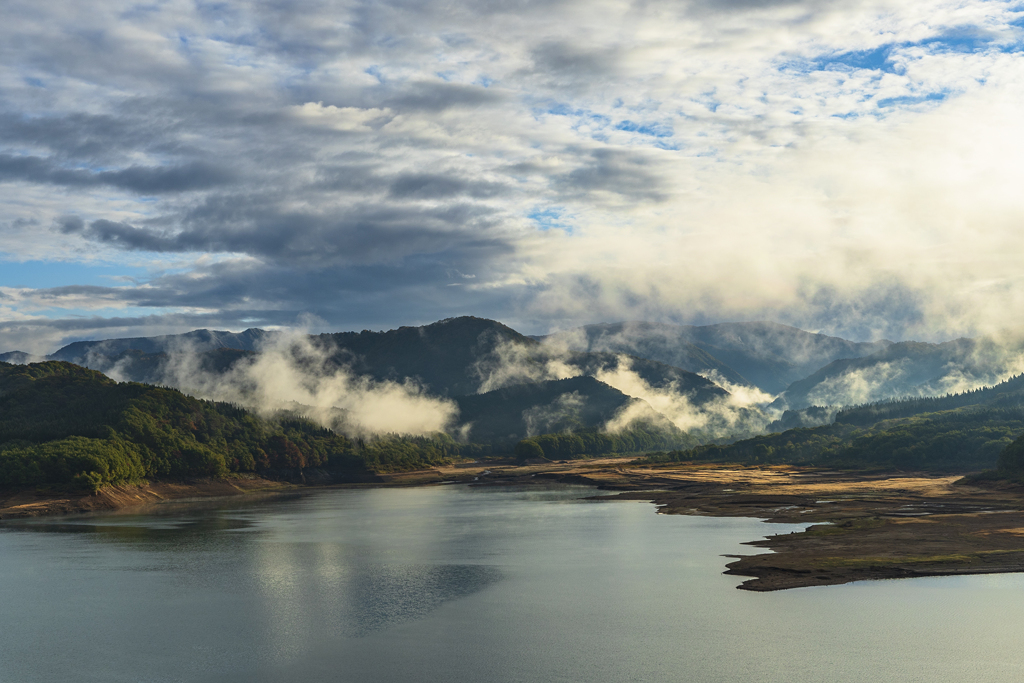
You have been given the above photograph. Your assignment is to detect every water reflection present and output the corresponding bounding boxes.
[4,484,1024,683]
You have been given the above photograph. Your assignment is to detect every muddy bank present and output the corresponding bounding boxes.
[0,476,298,519]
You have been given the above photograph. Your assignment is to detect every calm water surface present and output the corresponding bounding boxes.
[2,484,1023,682]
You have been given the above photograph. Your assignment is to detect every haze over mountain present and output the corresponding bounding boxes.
[778,336,1024,411]
[1,316,770,445]
[48,329,271,364]
[9,315,1024,448]
[6,312,1024,480]
[540,321,891,395]
[454,375,648,444]
[654,372,1024,473]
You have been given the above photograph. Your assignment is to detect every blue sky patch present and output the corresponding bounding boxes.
[812,45,897,73]
[528,207,572,233]
[0,259,148,289]
[876,91,948,108]
[803,28,1017,77]
[615,120,673,138]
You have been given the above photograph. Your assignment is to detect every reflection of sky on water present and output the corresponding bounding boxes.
[4,487,510,660]
[3,484,1024,683]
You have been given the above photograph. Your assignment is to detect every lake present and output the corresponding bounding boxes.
[2,483,1023,682]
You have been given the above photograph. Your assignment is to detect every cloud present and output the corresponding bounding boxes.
[594,355,770,437]
[799,336,1024,407]
[473,339,581,393]
[1,0,1023,349]
[522,391,587,436]
[473,337,773,438]
[0,155,233,194]
[145,330,460,437]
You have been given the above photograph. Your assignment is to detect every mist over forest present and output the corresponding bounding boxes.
[5,313,1024,487]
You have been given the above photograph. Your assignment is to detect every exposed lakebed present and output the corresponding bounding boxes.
[2,484,1024,682]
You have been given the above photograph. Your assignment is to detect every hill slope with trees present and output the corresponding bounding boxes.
[0,361,478,491]
[644,373,1024,472]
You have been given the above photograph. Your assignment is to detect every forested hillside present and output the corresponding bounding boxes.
[644,390,1024,473]
[514,424,698,462]
[0,361,478,491]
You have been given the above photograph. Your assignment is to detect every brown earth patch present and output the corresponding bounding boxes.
[0,476,296,519]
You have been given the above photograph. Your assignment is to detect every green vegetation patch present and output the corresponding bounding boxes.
[0,361,487,491]
[513,423,698,462]
[641,403,1024,473]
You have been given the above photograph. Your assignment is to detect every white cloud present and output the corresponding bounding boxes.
[0,0,1023,346]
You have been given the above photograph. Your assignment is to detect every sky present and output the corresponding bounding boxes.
[2,0,1024,354]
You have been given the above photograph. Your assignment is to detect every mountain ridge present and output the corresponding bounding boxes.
[538,320,890,394]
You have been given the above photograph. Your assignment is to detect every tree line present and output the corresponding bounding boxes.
[513,423,697,462]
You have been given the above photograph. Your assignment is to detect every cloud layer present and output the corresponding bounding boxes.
[2,0,1023,351]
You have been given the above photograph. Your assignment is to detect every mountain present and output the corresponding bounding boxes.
[997,433,1024,480]
[50,315,735,416]
[0,351,39,364]
[76,347,257,386]
[539,321,889,395]
[7,316,771,447]
[455,375,644,443]
[0,360,506,490]
[778,337,1024,410]
[538,322,750,388]
[833,373,1024,426]
[48,328,271,364]
[314,316,536,397]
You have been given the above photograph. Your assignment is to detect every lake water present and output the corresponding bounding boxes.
[2,484,1024,682]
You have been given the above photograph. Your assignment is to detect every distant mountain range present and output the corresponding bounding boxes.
[537,321,890,394]
[0,317,741,445]
[777,337,1024,411]
[47,328,271,363]
[4,316,1023,447]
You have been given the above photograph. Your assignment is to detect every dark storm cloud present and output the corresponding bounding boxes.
[2,247,527,353]
[0,155,233,194]
[388,173,507,199]
[0,112,148,158]
[175,196,508,263]
[60,218,176,252]
[553,149,668,202]
[59,202,508,264]
[529,41,620,79]
[382,81,506,112]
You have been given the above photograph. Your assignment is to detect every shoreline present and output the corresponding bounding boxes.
[435,459,1024,591]
[6,458,1024,592]
[0,475,301,519]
